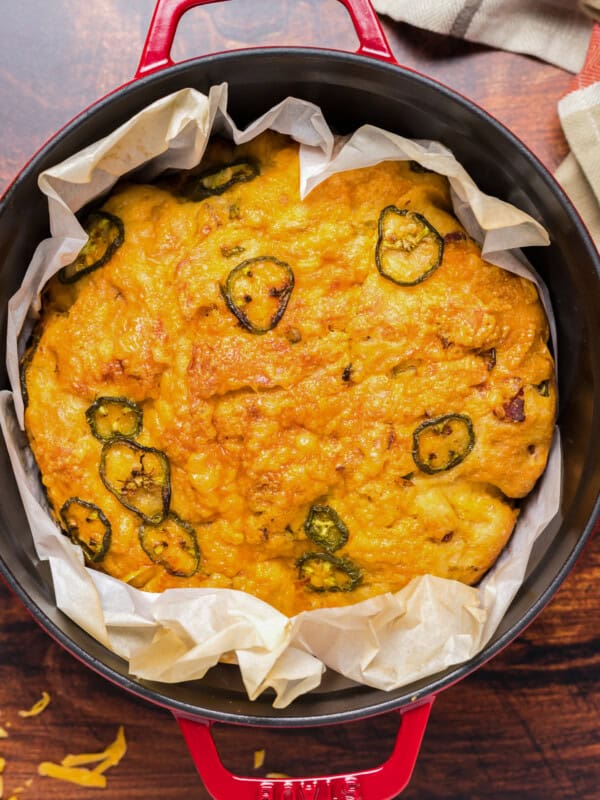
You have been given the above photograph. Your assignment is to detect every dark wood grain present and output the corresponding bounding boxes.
[0,2,598,799]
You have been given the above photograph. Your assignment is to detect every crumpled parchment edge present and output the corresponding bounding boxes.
[0,84,560,708]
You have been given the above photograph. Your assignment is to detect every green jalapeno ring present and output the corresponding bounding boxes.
[139,512,201,578]
[100,439,171,525]
[408,160,435,174]
[19,332,41,409]
[181,158,260,201]
[221,255,295,335]
[58,211,125,284]
[304,504,349,553]
[60,497,112,563]
[296,551,363,593]
[85,396,143,442]
[376,206,444,286]
[221,244,246,259]
[412,413,475,474]
[536,380,551,397]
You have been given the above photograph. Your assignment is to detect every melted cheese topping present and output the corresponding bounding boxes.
[24,132,556,616]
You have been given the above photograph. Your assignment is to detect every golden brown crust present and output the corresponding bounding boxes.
[23,131,556,616]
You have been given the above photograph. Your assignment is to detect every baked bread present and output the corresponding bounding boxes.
[22,131,556,616]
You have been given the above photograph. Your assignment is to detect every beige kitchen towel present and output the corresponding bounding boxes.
[373,1,600,244]
[555,24,600,245]
[373,0,600,72]
[372,0,597,72]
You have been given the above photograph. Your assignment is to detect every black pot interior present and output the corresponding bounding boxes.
[1,49,599,727]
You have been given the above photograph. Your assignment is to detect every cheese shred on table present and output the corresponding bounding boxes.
[38,726,127,788]
[18,691,50,718]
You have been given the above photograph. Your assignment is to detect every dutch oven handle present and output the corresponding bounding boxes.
[174,699,433,799]
[135,0,397,78]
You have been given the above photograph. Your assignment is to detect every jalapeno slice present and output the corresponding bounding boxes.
[408,160,435,174]
[479,347,497,372]
[100,440,170,524]
[181,158,260,201]
[86,396,143,442]
[139,513,200,577]
[221,244,246,259]
[221,256,295,334]
[60,497,111,563]
[376,206,444,286]
[58,211,124,284]
[297,552,363,593]
[412,413,475,474]
[536,380,550,397]
[19,333,40,408]
[304,505,349,553]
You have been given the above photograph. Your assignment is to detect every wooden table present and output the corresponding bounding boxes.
[1,2,599,798]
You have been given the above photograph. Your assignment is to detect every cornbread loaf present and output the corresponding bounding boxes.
[22,131,556,617]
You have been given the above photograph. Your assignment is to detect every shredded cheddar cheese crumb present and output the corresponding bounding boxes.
[0,755,5,798]
[38,726,126,788]
[0,727,8,738]
[61,725,127,773]
[93,726,127,775]
[266,773,290,779]
[18,691,51,718]
[253,749,266,770]
[38,762,107,788]
[61,752,107,767]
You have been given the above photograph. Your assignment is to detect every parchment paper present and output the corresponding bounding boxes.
[0,84,561,708]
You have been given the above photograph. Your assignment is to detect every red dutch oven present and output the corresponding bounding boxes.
[1,1,599,797]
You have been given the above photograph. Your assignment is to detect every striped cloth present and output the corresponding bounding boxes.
[373,0,600,244]
[555,22,600,244]
[372,0,596,71]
